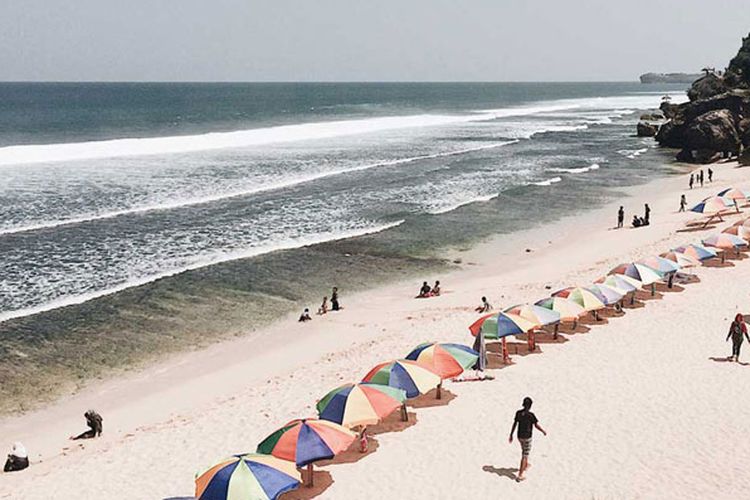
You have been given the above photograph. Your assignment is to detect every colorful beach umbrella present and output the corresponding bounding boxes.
[534,297,585,322]
[609,263,662,286]
[723,224,750,241]
[703,233,748,250]
[673,243,718,261]
[361,360,441,398]
[503,303,561,327]
[195,454,301,500]
[661,250,700,269]
[316,383,406,428]
[404,342,478,379]
[552,287,606,311]
[596,274,640,293]
[690,197,731,214]
[468,312,537,339]
[717,187,748,201]
[256,419,356,468]
[590,283,626,305]
[638,256,681,274]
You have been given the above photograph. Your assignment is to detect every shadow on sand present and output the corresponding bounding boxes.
[482,465,518,481]
[709,356,750,366]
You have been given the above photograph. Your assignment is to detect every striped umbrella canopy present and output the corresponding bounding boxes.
[552,287,606,311]
[673,243,718,261]
[638,256,681,274]
[317,383,406,428]
[661,250,700,268]
[691,197,731,214]
[469,312,537,340]
[732,217,750,229]
[703,233,748,250]
[596,274,640,293]
[609,263,662,286]
[504,303,561,327]
[717,187,749,201]
[534,297,585,322]
[723,224,750,241]
[590,283,626,305]
[404,342,478,379]
[361,360,441,398]
[195,454,301,500]
[256,419,356,467]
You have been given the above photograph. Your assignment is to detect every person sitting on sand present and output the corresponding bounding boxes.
[727,313,750,362]
[431,280,441,296]
[298,308,312,322]
[70,410,103,440]
[4,443,28,472]
[508,397,547,482]
[418,281,432,298]
[317,297,328,315]
[475,296,492,313]
[632,215,641,228]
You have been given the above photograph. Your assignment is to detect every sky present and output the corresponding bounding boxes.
[1,0,749,82]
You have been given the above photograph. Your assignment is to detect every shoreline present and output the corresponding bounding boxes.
[2,156,747,498]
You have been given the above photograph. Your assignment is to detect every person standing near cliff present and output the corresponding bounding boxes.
[617,206,624,228]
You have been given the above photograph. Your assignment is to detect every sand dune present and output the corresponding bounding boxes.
[2,161,750,499]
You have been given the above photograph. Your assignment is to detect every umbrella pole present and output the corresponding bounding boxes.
[306,463,314,487]
[553,323,559,340]
[436,382,442,400]
[650,283,655,297]
[630,292,635,305]
[400,403,408,422]
[502,338,509,364]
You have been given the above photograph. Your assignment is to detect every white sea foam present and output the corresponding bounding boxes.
[427,193,499,215]
[0,91,680,167]
[532,177,563,187]
[0,219,405,323]
[0,141,517,236]
[549,163,600,174]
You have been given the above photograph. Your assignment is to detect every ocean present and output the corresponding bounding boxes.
[0,82,687,410]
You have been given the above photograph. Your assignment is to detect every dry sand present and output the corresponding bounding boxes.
[2,161,750,500]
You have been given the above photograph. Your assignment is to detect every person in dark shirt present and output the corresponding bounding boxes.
[331,287,341,311]
[70,410,103,440]
[617,206,624,229]
[679,195,686,212]
[689,174,694,190]
[699,170,704,187]
[509,397,547,482]
[708,168,713,182]
[418,281,432,298]
[726,313,750,362]
[644,204,651,225]
[3,443,28,472]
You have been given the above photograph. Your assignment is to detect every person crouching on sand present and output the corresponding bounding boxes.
[475,296,492,313]
[298,308,312,322]
[4,443,28,472]
[317,297,328,315]
[509,397,547,482]
[418,281,432,298]
[70,410,103,440]
[727,313,750,362]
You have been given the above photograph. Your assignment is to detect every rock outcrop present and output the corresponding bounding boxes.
[646,32,750,163]
[637,121,659,137]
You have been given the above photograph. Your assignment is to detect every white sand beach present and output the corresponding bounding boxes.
[2,160,750,499]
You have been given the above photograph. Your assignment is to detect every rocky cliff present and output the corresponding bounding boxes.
[643,33,750,164]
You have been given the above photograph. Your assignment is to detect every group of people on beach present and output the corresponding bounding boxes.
[4,410,103,473]
[616,203,651,229]
[299,287,342,322]
[689,167,713,189]
[416,280,441,298]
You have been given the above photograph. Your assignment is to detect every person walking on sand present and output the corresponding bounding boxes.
[708,167,713,183]
[679,194,687,212]
[726,313,750,362]
[699,170,704,187]
[689,174,694,190]
[617,206,624,228]
[644,203,651,225]
[509,397,547,482]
